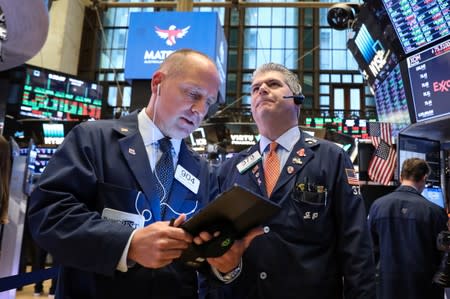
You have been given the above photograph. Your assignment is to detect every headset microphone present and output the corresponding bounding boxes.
[283,94,305,105]
[157,84,161,96]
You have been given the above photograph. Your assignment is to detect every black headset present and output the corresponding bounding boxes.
[283,94,305,105]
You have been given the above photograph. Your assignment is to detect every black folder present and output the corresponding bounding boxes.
[179,184,281,266]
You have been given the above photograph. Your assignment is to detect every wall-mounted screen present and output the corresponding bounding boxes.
[343,119,370,139]
[381,0,450,54]
[304,117,377,139]
[405,39,450,122]
[19,66,103,121]
[304,117,343,132]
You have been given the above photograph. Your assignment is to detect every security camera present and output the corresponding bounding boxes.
[327,3,360,30]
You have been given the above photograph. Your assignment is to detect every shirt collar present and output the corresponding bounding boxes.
[138,109,181,156]
[259,126,301,153]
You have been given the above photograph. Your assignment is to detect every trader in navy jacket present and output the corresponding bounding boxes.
[28,49,225,299]
[368,158,448,299]
[202,63,376,299]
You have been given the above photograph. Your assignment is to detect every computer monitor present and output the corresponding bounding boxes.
[42,123,65,145]
[421,186,445,209]
[397,134,441,185]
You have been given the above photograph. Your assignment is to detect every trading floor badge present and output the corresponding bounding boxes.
[287,166,294,174]
[297,148,306,157]
[236,151,262,174]
[292,157,302,165]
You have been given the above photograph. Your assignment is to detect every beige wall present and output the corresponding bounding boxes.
[27,0,87,75]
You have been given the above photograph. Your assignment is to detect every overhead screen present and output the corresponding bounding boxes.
[347,1,412,137]
[371,63,412,137]
[19,66,103,121]
[348,0,450,135]
[404,39,450,122]
[381,0,450,54]
[347,3,402,86]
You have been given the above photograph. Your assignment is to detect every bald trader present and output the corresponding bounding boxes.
[28,49,252,299]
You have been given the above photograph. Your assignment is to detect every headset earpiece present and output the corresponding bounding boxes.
[157,84,161,96]
[283,94,305,105]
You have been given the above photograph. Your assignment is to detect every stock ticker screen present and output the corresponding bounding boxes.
[372,63,411,136]
[382,0,450,54]
[405,39,450,122]
[20,66,103,121]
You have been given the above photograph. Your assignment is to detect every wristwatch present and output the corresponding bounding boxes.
[211,259,243,283]
[222,265,241,281]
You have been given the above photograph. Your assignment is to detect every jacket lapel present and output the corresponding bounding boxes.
[114,114,163,221]
[235,144,266,196]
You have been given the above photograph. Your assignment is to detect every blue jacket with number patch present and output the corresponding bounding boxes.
[202,131,376,299]
[28,111,218,299]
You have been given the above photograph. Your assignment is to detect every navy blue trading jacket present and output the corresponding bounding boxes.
[28,111,219,299]
[202,132,376,299]
[368,185,448,299]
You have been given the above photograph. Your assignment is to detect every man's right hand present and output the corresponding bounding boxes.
[194,226,264,273]
[127,214,192,268]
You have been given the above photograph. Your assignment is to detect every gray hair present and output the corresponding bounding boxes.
[252,63,302,95]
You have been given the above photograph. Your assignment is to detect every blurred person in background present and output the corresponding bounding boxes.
[368,158,448,299]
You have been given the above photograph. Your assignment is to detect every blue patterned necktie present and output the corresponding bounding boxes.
[156,137,174,218]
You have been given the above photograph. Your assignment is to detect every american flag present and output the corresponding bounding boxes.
[345,168,359,185]
[367,122,396,185]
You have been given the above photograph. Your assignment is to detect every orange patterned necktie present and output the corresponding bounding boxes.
[264,142,280,196]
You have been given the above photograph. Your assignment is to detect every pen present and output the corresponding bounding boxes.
[169,218,176,227]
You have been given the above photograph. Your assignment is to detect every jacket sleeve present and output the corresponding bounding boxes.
[333,149,376,299]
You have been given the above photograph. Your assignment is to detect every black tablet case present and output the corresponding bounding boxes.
[178,184,281,266]
[181,184,281,238]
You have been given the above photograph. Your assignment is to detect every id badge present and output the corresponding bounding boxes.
[102,208,144,229]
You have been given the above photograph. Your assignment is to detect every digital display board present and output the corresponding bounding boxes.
[304,117,376,139]
[19,66,103,121]
[347,2,402,86]
[42,123,64,145]
[125,12,227,103]
[305,117,343,132]
[372,63,411,137]
[23,144,58,195]
[382,0,450,54]
[405,39,450,122]
[343,119,370,139]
